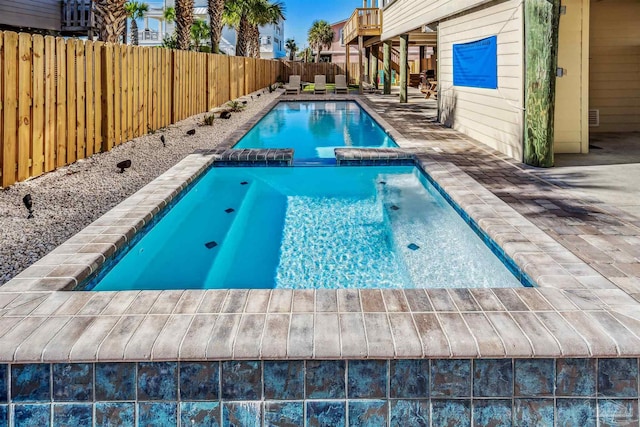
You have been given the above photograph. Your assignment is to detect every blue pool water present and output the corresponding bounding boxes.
[91,167,523,291]
[233,101,397,160]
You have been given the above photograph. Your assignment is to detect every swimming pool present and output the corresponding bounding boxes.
[233,101,397,160]
[89,166,524,291]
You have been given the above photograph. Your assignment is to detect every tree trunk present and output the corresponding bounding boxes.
[176,0,194,50]
[236,15,248,57]
[249,25,260,58]
[315,44,320,63]
[130,19,139,46]
[94,0,127,43]
[208,0,224,54]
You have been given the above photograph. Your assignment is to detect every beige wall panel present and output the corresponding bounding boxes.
[438,0,524,160]
[382,0,493,38]
[553,0,588,153]
[589,0,640,133]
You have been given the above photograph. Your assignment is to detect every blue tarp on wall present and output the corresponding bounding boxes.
[453,36,498,89]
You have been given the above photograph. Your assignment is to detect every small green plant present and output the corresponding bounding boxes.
[268,84,274,93]
[203,114,215,125]
[227,101,246,112]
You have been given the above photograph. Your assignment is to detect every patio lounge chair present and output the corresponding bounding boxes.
[335,75,349,94]
[362,80,379,94]
[284,75,301,95]
[314,75,327,94]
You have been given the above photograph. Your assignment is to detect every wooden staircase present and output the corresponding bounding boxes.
[372,46,401,73]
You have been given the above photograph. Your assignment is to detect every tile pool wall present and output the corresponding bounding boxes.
[0,359,638,426]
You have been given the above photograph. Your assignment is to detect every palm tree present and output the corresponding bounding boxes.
[308,20,334,63]
[94,0,128,43]
[301,46,313,63]
[175,0,194,50]
[224,0,285,57]
[285,38,297,61]
[191,19,210,51]
[207,0,225,54]
[125,1,149,45]
[247,0,285,58]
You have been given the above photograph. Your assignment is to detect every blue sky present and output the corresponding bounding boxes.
[146,0,361,48]
[281,0,362,48]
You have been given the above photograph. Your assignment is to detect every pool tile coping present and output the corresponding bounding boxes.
[0,95,639,362]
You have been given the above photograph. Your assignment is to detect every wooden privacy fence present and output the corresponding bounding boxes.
[0,31,280,187]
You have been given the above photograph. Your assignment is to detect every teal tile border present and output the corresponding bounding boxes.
[0,359,638,426]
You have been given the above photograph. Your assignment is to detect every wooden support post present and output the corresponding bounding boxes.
[358,36,363,94]
[399,34,408,103]
[346,43,350,85]
[371,45,379,88]
[524,0,561,167]
[364,47,369,84]
[383,40,391,94]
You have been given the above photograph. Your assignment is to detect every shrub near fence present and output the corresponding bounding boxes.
[0,31,280,188]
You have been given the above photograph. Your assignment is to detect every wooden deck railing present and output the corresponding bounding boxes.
[343,8,382,45]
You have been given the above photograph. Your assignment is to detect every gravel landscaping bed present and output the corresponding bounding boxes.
[0,89,282,285]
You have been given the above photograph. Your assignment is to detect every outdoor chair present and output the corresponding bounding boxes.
[421,80,438,99]
[284,75,301,95]
[362,80,379,94]
[314,75,327,94]
[335,75,349,94]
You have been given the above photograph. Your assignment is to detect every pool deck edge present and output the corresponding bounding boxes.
[1,95,640,363]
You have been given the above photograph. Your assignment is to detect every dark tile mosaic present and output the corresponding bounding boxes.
[53,364,93,402]
[431,359,471,397]
[514,359,554,397]
[53,403,93,426]
[223,402,261,427]
[13,404,50,427]
[473,359,513,397]
[598,359,639,397]
[307,401,346,427]
[180,362,219,401]
[598,399,639,427]
[390,400,429,427]
[11,364,50,402]
[221,361,262,401]
[349,400,387,427]
[431,400,471,427]
[348,360,387,399]
[0,405,7,427]
[557,399,596,427]
[556,359,596,397]
[138,402,177,427]
[138,362,178,401]
[264,361,304,400]
[95,402,135,427]
[95,363,136,401]
[513,399,554,426]
[264,401,304,427]
[306,360,345,399]
[180,402,221,427]
[0,365,6,403]
[390,360,429,398]
[473,399,512,427]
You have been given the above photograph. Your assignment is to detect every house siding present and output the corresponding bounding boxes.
[381,0,492,40]
[0,0,61,32]
[589,0,640,133]
[438,0,525,160]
